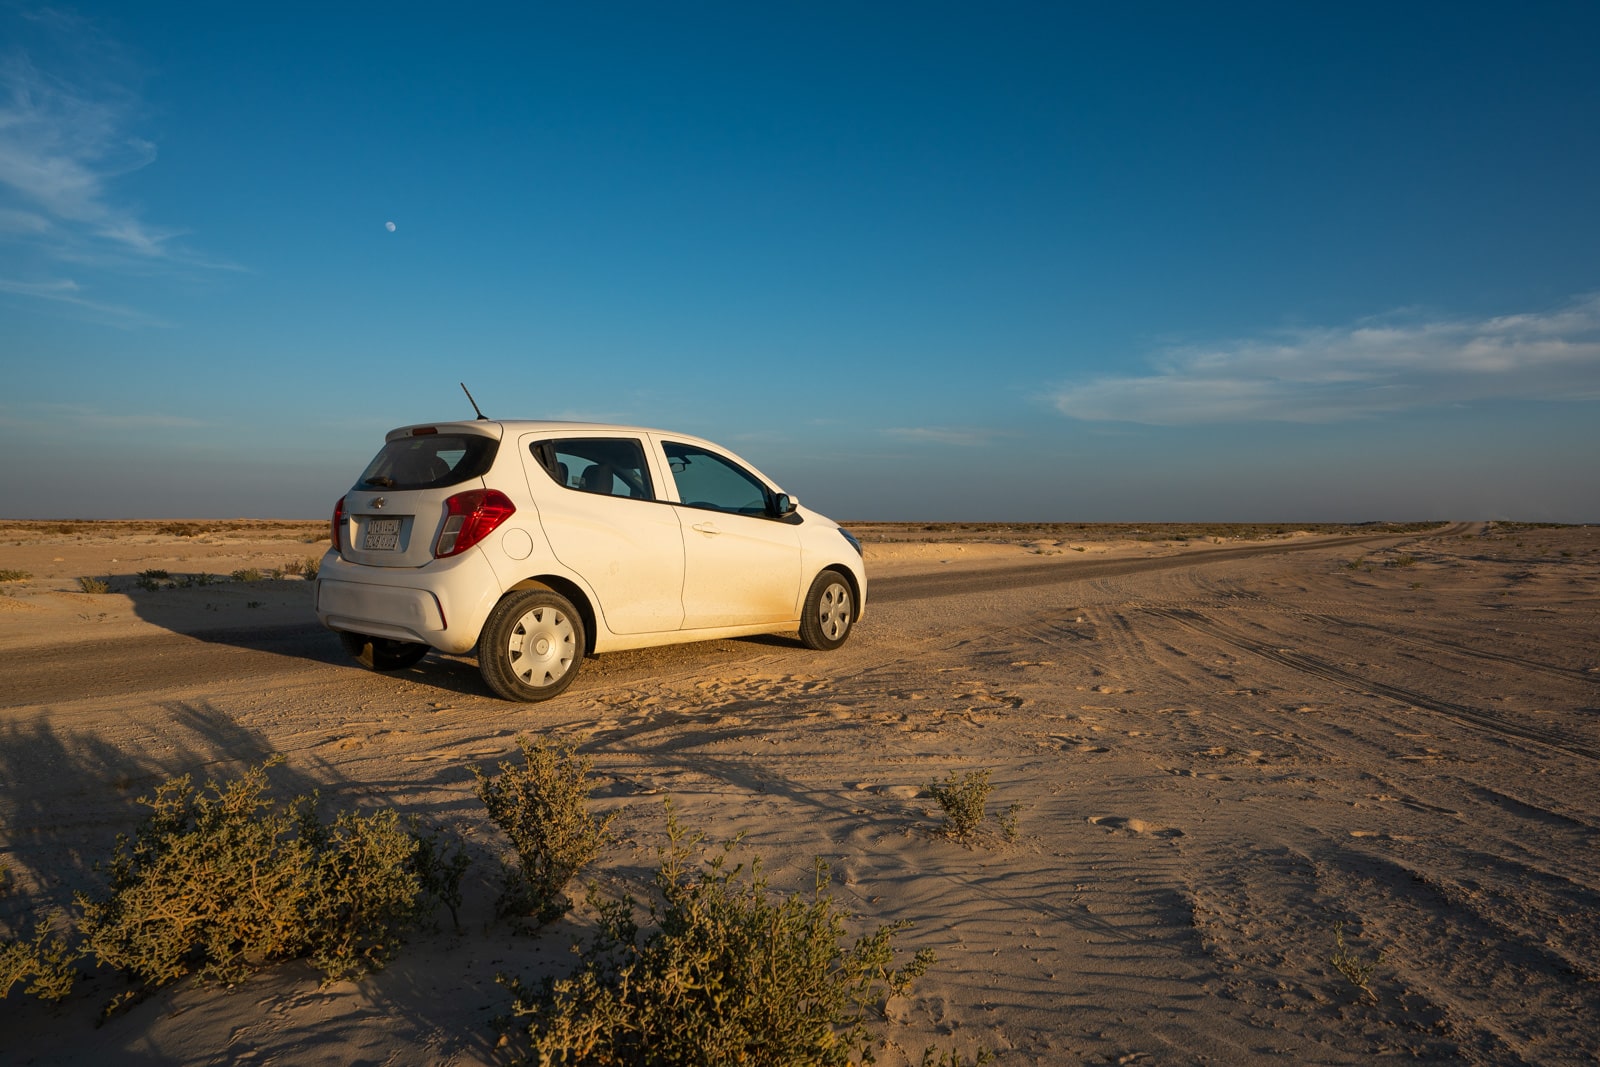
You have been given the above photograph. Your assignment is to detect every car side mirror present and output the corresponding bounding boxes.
[773,493,799,516]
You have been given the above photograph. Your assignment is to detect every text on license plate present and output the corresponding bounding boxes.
[364,517,403,551]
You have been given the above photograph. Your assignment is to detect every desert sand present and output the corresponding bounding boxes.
[2,518,1598,1064]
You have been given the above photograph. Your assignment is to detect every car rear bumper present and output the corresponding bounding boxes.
[313,549,499,654]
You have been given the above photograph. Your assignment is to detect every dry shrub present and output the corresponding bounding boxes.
[75,759,463,1010]
[473,736,613,926]
[1,913,80,1002]
[928,769,993,843]
[499,804,937,1066]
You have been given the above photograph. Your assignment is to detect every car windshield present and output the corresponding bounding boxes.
[357,433,498,490]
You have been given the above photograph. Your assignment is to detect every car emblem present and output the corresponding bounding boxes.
[369,497,386,509]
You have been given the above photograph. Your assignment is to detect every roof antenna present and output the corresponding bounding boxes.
[460,382,488,420]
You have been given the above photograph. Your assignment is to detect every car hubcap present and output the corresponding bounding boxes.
[818,583,851,640]
[509,606,575,686]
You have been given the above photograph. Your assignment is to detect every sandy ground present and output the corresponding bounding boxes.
[2,519,1598,1064]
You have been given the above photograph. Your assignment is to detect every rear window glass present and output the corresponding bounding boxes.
[356,433,498,490]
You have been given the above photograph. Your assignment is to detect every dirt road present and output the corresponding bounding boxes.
[3,526,1464,710]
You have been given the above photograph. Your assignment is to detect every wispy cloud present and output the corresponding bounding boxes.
[0,6,228,301]
[1053,295,1600,424]
[0,401,211,433]
[882,427,996,446]
[0,275,168,327]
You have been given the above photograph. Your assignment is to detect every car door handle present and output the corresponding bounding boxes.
[692,522,721,536]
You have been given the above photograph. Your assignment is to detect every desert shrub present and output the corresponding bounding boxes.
[158,523,203,537]
[998,801,1023,843]
[1387,555,1418,568]
[0,569,29,582]
[282,558,305,576]
[409,825,472,931]
[304,556,321,580]
[76,759,459,1005]
[920,1051,995,1067]
[77,576,111,594]
[231,567,263,583]
[473,736,613,925]
[928,769,993,842]
[499,805,937,1066]
[133,566,171,591]
[1,913,81,1002]
[1331,923,1382,1003]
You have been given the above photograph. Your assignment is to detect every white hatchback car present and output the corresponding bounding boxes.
[315,420,865,701]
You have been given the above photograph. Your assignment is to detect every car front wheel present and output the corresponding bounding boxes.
[798,570,854,651]
[339,631,430,671]
[478,588,585,701]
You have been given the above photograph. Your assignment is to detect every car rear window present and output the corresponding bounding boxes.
[356,433,498,490]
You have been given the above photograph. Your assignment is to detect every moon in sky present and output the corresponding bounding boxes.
[385,221,396,232]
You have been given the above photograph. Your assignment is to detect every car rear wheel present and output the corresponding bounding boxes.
[339,631,430,671]
[798,570,854,650]
[479,588,585,701]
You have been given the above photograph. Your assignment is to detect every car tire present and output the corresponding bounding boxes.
[798,569,854,651]
[339,631,430,671]
[478,588,585,702]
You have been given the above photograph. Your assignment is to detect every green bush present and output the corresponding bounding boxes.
[499,805,937,1066]
[75,759,460,1006]
[473,736,613,925]
[927,769,993,843]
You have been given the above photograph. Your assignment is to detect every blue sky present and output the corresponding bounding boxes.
[3,2,1597,521]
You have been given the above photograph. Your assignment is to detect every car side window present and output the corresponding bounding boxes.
[530,438,655,500]
[663,442,772,516]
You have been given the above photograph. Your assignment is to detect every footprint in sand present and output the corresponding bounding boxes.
[1165,767,1233,782]
[1088,815,1184,838]
[851,783,922,800]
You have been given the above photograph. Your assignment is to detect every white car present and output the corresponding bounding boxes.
[315,420,864,701]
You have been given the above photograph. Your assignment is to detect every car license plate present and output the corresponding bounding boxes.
[364,517,402,550]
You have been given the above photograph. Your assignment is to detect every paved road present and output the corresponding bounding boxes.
[5,525,1464,709]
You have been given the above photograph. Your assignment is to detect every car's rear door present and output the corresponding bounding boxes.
[519,433,685,634]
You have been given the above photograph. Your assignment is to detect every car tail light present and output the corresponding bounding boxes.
[331,496,346,554]
[435,489,516,558]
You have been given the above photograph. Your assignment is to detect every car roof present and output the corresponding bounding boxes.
[383,420,721,446]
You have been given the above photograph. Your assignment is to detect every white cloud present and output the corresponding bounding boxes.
[882,427,995,446]
[0,44,181,255]
[0,275,167,327]
[1053,295,1600,424]
[0,8,243,291]
[0,401,210,434]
